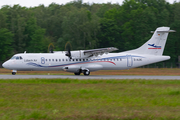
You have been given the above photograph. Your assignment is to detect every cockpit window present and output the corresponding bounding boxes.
[11,56,23,60]
[11,56,16,59]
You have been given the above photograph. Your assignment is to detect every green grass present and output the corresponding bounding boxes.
[1,79,180,119]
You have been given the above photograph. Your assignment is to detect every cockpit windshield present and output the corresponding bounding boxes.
[11,56,23,60]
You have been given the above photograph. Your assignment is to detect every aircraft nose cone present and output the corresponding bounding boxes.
[2,61,8,68]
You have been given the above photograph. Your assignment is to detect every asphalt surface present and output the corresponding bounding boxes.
[0,75,179,80]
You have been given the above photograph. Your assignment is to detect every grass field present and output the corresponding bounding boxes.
[1,79,180,120]
[1,68,180,75]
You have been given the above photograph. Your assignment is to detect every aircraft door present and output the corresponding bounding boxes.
[41,57,45,64]
[127,55,133,67]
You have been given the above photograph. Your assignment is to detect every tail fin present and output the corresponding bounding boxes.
[125,27,175,55]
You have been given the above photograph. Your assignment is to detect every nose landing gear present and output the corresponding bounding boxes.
[12,70,17,75]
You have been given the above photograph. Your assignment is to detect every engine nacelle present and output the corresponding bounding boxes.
[70,50,91,59]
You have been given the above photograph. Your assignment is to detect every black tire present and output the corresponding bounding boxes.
[74,72,80,75]
[12,72,16,75]
[83,70,90,76]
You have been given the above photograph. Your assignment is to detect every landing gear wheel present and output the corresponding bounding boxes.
[12,70,17,75]
[74,72,81,75]
[83,70,90,76]
[12,72,16,75]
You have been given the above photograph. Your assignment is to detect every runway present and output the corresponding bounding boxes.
[0,75,180,80]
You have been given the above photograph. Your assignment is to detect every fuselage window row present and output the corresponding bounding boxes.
[12,57,122,62]
[43,58,122,62]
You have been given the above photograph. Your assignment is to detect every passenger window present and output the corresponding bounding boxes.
[83,59,85,61]
[46,59,47,61]
[76,59,78,61]
[49,59,51,61]
[56,59,58,62]
[73,59,74,61]
[62,59,64,61]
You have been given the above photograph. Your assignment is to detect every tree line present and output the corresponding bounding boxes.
[0,0,179,67]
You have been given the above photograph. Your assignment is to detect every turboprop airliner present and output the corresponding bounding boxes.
[2,27,175,75]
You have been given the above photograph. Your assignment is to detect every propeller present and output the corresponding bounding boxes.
[48,43,54,53]
[65,48,72,59]
[65,41,72,59]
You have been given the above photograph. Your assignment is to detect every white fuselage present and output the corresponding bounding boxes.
[2,27,174,75]
[3,52,170,72]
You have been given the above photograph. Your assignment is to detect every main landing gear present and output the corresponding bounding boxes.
[74,72,81,75]
[12,70,17,75]
[74,69,90,76]
[83,70,90,76]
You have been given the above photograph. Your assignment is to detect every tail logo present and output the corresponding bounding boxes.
[148,44,161,49]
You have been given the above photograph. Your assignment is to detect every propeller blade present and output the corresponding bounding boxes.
[65,48,72,59]
[48,43,54,53]
[50,48,53,53]
[65,42,72,59]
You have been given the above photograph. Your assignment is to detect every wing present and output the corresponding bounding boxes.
[84,47,118,56]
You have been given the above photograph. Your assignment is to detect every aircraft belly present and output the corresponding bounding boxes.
[82,64,103,71]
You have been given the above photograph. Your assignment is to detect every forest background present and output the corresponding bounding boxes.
[0,0,179,67]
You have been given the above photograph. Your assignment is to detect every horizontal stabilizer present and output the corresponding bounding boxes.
[151,30,176,33]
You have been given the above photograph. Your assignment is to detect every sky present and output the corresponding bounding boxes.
[0,0,178,8]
